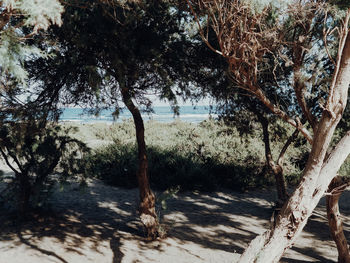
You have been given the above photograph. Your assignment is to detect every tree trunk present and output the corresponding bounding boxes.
[239,32,350,263]
[257,113,288,203]
[273,168,287,204]
[326,176,350,263]
[18,173,31,215]
[240,131,350,263]
[119,86,159,239]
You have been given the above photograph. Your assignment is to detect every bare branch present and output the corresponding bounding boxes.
[188,0,315,144]
[253,87,313,144]
[277,128,299,167]
[327,9,350,107]
[0,147,20,175]
[293,67,318,131]
[323,23,337,66]
[186,0,223,56]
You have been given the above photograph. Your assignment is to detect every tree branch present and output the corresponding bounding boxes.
[293,66,317,131]
[186,0,223,56]
[253,87,313,144]
[0,147,20,175]
[327,9,350,108]
[277,128,299,168]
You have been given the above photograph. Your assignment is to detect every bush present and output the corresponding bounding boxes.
[0,121,89,213]
[85,143,138,188]
[83,119,307,192]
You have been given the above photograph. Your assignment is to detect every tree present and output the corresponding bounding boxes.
[199,3,325,205]
[187,0,350,261]
[0,105,88,214]
[213,59,302,205]
[326,175,350,263]
[0,0,67,214]
[27,0,207,239]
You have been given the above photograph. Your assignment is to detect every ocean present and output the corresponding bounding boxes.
[60,105,217,123]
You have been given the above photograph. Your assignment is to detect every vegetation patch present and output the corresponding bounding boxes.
[83,119,314,192]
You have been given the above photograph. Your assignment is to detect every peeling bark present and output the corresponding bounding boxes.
[239,26,350,263]
[239,120,350,263]
[187,1,350,260]
[326,176,350,263]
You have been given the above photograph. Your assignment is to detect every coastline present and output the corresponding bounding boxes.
[59,105,218,124]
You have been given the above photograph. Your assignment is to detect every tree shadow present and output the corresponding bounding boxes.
[0,142,348,262]
[0,180,141,263]
[0,177,272,262]
[283,246,334,263]
[110,236,124,263]
[159,190,275,255]
[280,193,350,263]
[17,228,69,263]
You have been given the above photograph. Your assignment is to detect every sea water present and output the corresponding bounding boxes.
[60,105,217,123]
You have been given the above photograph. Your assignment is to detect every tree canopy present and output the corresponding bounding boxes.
[0,0,63,84]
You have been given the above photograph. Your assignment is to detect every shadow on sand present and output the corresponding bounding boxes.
[0,178,349,262]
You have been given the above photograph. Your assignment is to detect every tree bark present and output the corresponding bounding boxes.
[119,86,159,239]
[326,176,350,263]
[257,113,288,203]
[239,31,350,263]
[240,131,350,262]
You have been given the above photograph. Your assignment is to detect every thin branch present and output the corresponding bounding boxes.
[327,9,350,106]
[186,0,223,56]
[4,147,25,174]
[253,87,313,144]
[0,147,20,174]
[293,68,317,131]
[277,128,299,167]
[323,25,336,66]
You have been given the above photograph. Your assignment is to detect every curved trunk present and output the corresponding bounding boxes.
[120,86,159,239]
[240,131,350,263]
[239,30,350,263]
[257,113,288,203]
[326,176,350,263]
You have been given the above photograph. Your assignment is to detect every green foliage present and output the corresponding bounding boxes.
[18,0,63,30]
[3,0,63,30]
[0,121,89,212]
[339,156,350,177]
[0,0,63,84]
[328,0,350,9]
[0,32,47,84]
[27,0,221,115]
[157,186,180,211]
[244,0,288,14]
[83,119,306,192]
[85,142,138,188]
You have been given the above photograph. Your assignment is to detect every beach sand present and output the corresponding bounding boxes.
[0,122,346,263]
[0,178,346,263]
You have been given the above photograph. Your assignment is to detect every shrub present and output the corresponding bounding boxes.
[83,119,306,192]
[0,121,89,213]
[84,143,138,188]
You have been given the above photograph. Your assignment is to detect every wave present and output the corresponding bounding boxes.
[60,106,217,123]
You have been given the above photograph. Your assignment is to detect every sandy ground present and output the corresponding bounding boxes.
[0,169,348,263]
[0,123,346,263]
